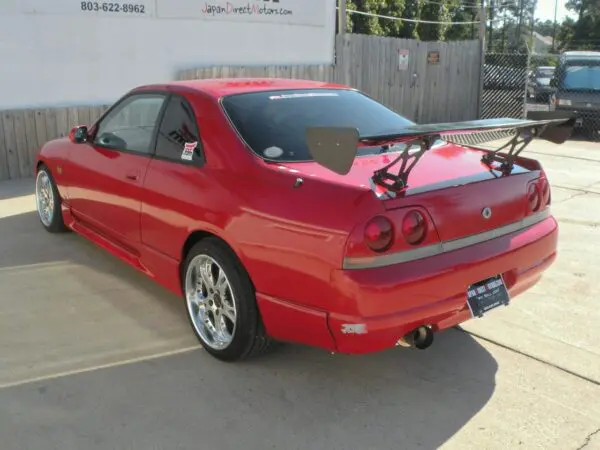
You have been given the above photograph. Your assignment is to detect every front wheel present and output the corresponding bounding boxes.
[35,165,68,233]
[182,238,274,362]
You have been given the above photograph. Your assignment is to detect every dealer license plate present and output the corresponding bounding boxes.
[466,275,510,318]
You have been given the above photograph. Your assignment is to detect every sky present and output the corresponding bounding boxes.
[534,0,573,22]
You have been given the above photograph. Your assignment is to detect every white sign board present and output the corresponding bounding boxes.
[0,0,336,109]
[19,0,325,26]
[158,0,326,26]
[398,49,409,71]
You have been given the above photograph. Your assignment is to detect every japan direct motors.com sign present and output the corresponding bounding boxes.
[185,0,326,26]
[202,1,292,18]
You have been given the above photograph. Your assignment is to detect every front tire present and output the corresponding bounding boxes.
[35,165,68,233]
[182,238,273,362]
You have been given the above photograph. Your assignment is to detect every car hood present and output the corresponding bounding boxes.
[272,141,504,192]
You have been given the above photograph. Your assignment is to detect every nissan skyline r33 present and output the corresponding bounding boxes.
[33,78,574,361]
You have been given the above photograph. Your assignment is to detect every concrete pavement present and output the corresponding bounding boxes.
[1,330,599,450]
[0,139,599,450]
[461,138,600,385]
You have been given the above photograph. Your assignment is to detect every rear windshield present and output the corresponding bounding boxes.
[536,68,554,77]
[221,89,416,162]
[562,64,600,91]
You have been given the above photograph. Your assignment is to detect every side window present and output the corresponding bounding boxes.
[94,94,166,154]
[155,95,203,164]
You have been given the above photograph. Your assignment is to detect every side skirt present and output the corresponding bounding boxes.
[62,204,183,297]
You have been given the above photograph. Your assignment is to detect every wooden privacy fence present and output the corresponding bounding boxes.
[178,35,482,124]
[0,34,482,182]
[0,105,111,182]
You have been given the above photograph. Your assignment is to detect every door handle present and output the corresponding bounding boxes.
[125,170,139,181]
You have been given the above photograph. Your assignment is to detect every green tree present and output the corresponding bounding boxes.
[378,0,409,36]
[555,0,600,50]
[506,0,537,51]
[445,0,480,41]
[418,0,461,41]
[477,0,539,52]
[555,18,576,51]
[345,1,383,35]
[397,0,425,38]
[533,19,555,37]
[345,0,406,36]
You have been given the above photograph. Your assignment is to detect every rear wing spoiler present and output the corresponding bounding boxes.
[305,112,575,183]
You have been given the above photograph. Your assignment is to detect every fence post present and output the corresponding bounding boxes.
[522,46,532,119]
[476,0,486,119]
[337,0,346,35]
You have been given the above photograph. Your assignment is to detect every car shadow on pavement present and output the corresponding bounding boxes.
[0,330,498,450]
[0,210,195,387]
[0,210,187,330]
[0,210,498,450]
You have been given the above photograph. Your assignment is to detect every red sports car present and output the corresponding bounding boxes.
[34,78,574,361]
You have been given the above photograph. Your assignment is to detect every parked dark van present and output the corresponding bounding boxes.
[551,51,600,139]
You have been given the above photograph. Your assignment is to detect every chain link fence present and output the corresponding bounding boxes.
[481,53,529,121]
[479,51,600,142]
[448,53,529,147]
[540,52,600,141]
[452,51,600,147]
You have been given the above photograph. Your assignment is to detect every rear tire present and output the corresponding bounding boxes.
[182,237,274,362]
[35,165,68,233]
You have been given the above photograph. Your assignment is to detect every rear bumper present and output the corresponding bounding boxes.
[257,215,558,354]
[555,106,600,126]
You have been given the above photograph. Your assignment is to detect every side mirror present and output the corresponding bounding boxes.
[69,125,88,143]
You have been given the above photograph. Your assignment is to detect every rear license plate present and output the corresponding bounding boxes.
[466,275,510,318]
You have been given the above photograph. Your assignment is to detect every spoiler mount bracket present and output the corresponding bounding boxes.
[480,125,543,174]
[370,134,440,191]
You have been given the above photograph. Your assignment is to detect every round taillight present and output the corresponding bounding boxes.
[528,183,541,212]
[364,216,394,252]
[402,210,427,245]
[539,178,550,206]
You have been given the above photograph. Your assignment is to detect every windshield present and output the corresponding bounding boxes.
[562,64,600,90]
[536,68,554,78]
[221,89,416,162]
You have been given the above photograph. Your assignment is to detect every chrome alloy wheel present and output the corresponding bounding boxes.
[35,170,55,227]
[185,254,237,350]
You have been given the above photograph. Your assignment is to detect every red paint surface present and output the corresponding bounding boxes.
[34,79,559,354]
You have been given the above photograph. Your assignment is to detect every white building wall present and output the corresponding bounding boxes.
[0,0,336,109]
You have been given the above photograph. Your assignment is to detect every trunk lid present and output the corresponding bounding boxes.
[278,141,538,242]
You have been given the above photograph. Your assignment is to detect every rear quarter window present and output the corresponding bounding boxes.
[155,95,204,164]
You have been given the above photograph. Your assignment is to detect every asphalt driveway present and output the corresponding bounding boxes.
[0,139,599,450]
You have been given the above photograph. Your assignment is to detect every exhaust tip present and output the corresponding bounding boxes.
[397,326,434,350]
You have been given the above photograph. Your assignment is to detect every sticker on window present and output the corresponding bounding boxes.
[181,141,197,161]
[263,146,284,158]
[269,93,339,100]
